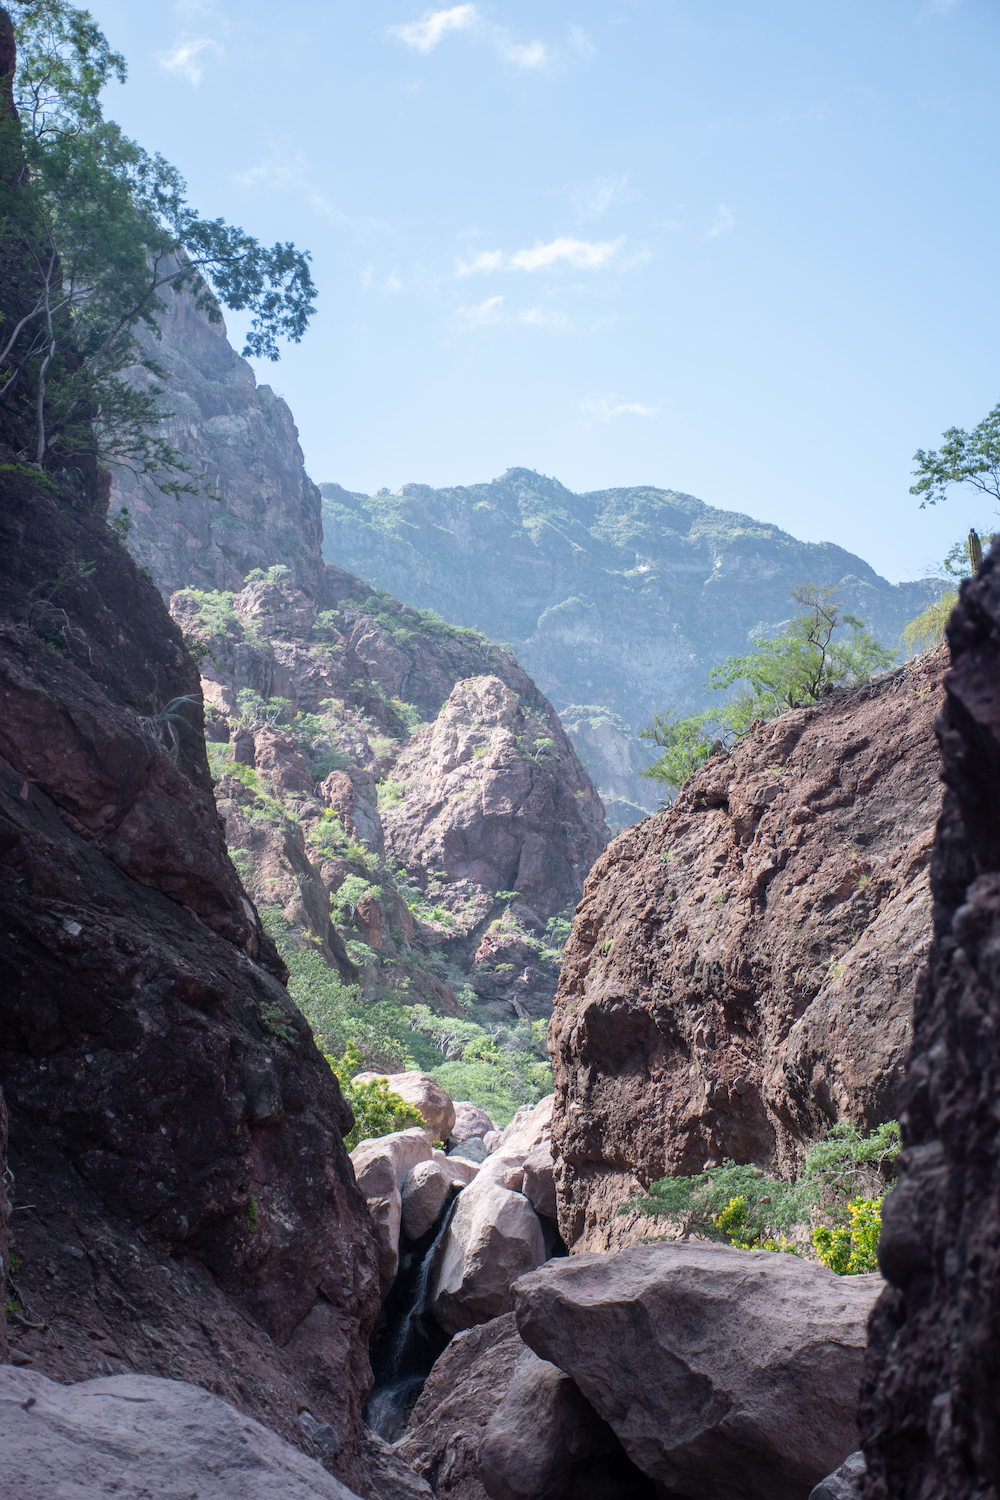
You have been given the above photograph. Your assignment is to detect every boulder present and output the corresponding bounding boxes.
[809,1451,866,1500]
[450,1137,488,1165]
[521,1144,556,1220]
[433,1148,480,1186]
[350,1128,433,1292]
[430,1181,546,1336]
[396,1313,525,1499]
[512,1242,881,1500]
[0,1367,362,1499]
[483,1130,502,1155]
[353,1072,457,1143]
[478,1345,655,1500]
[450,1102,497,1144]
[401,1160,453,1242]
[499,1095,554,1156]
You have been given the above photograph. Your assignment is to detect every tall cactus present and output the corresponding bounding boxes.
[968,528,984,574]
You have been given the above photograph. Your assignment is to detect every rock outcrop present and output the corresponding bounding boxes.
[396,1313,526,1499]
[0,463,380,1490]
[860,549,1000,1497]
[1,1367,362,1499]
[113,283,324,600]
[478,1343,655,1500]
[549,653,946,1253]
[320,470,945,814]
[513,1242,882,1500]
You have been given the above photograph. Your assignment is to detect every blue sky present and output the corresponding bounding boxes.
[84,0,999,584]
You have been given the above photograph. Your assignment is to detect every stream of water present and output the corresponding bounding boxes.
[363,1195,457,1442]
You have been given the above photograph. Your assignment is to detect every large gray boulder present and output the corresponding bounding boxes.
[349,1127,433,1293]
[430,1180,546,1336]
[0,1367,361,1498]
[478,1345,654,1500]
[401,1159,453,1241]
[512,1242,882,1500]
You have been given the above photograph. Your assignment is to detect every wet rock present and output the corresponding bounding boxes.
[396,1313,525,1500]
[860,552,1000,1498]
[350,1128,433,1294]
[1,1367,361,1498]
[401,1160,453,1242]
[478,1344,655,1500]
[430,1181,546,1336]
[450,1102,497,1145]
[353,1072,457,1144]
[513,1242,881,1500]
[549,654,947,1253]
[359,1426,436,1499]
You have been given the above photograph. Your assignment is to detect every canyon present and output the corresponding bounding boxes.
[0,94,995,1498]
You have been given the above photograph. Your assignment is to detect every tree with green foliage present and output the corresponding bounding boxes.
[910,402,1000,510]
[325,1040,424,1151]
[621,1120,899,1273]
[900,527,993,657]
[0,1,315,478]
[641,585,893,797]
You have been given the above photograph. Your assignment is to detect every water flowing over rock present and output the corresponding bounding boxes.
[860,550,1000,1497]
[549,654,946,1253]
[1,1367,363,1499]
[402,1161,455,1241]
[512,1242,881,1500]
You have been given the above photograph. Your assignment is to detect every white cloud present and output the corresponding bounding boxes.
[362,265,404,293]
[571,174,632,220]
[233,152,332,216]
[580,394,655,421]
[569,25,596,58]
[452,295,505,330]
[390,4,478,53]
[518,306,571,332]
[158,36,220,85]
[707,203,735,238]
[390,7,549,70]
[458,235,626,276]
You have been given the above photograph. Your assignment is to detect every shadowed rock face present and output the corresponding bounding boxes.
[861,550,1000,1499]
[0,464,381,1490]
[549,653,946,1254]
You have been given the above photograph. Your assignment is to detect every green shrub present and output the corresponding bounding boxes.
[325,1040,424,1149]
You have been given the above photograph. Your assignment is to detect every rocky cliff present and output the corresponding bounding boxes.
[320,472,945,821]
[111,281,323,600]
[548,650,946,1254]
[0,460,385,1492]
[860,549,1000,1498]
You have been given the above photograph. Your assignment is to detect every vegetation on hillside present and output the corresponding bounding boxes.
[622,1120,900,1273]
[640,585,894,798]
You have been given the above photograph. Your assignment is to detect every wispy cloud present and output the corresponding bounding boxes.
[362,265,405,293]
[233,151,332,215]
[707,203,735,238]
[457,235,626,276]
[390,4,477,53]
[518,306,571,332]
[568,25,596,58]
[390,6,549,69]
[451,295,505,330]
[580,394,655,421]
[570,174,632,221]
[158,36,220,85]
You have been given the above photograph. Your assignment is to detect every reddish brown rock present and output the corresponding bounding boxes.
[860,554,1000,1499]
[0,464,380,1492]
[550,653,946,1253]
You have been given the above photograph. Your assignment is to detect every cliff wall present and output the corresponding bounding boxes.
[549,651,946,1254]
[861,551,1000,1498]
[0,461,381,1492]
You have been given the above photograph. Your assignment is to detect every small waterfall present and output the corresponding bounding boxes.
[363,1194,458,1441]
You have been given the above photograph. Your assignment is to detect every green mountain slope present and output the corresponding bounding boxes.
[320,468,943,822]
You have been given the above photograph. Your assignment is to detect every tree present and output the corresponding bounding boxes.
[899,527,991,656]
[641,585,893,798]
[910,401,1000,509]
[0,1,316,480]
